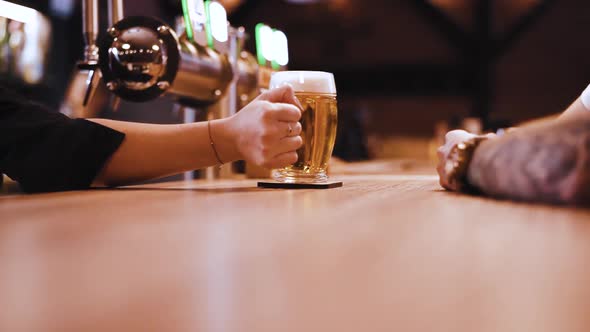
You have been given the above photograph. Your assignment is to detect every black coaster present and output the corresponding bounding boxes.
[258,181,343,189]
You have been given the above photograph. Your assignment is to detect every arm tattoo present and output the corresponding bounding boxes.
[467,115,590,205]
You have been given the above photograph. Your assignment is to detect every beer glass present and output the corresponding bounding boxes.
[270,71,338,183]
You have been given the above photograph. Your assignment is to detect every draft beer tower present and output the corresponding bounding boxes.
[61,0,288,179]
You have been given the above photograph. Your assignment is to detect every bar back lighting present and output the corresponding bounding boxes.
[0,0,38,24]
[181,0,195,41]
[256,23,289,68]
[205,0,228,48]
[182,0,207,45]
[272,30,289,67]
[189,0,206,26]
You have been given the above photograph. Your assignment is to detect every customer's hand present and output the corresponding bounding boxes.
[227,85,303,169]
[437,130,495,191]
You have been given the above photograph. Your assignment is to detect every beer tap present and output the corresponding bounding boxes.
[95,1,235,179]
[97,16,233,106]
[106,0,124,111]
[62,0,262,180]
[236,30,259,110]
[60,0,106,118]
[108,0,124,28]
[80,0,99,107]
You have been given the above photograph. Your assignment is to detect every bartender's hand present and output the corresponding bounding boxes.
[436,130,495,191]
[226,85,303,169]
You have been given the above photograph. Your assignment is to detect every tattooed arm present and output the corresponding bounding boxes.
[466,113,590,205]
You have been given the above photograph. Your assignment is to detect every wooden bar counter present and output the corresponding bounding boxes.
[1,161,590,331]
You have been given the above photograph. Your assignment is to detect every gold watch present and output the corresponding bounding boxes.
[444,136,488,192]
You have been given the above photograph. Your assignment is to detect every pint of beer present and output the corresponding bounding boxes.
[269,71,338,183]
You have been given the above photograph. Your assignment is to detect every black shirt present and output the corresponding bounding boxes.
[0,86,125,193]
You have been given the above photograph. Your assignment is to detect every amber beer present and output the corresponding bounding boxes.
[270,71,338,183]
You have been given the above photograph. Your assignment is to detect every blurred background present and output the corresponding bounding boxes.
[1,0,589,162]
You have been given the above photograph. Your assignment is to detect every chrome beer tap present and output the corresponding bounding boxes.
[108,0,124,28]
[60,0,106,118]
[62,0,263,180]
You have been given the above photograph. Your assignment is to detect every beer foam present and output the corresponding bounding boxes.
[270,71,336,95]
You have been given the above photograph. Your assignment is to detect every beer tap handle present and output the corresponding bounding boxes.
[181,0,195,42]
[82,0,99,63]
[82,68,97,107]
[108,0,124,27]
[182,0,207,46]
[111,95,121,112]
[80,0,100,107]
[75,61,99,107]
[205,1,229,52]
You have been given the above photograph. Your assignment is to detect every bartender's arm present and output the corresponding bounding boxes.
[1,85,303,193]
[438,85,590,205]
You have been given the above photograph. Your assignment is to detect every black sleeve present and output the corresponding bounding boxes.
[0,86,125,193]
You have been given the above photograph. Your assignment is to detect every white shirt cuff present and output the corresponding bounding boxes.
[582,84,590,110]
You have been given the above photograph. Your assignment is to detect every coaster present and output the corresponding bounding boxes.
[258,181,343,189]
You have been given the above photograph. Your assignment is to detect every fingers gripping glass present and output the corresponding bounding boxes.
[269,71,338,184]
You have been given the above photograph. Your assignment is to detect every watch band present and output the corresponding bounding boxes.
[446,136,488,193]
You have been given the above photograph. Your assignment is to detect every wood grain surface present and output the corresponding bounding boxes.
[1,162,590,331]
